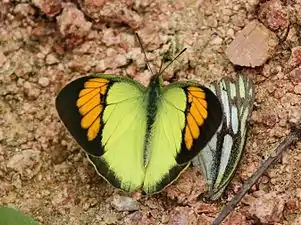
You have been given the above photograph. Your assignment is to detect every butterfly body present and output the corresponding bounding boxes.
[143,76,162,166]
[56,74,223,194]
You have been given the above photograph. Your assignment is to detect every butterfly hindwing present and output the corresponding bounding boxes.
[142,83,223,193]
[192,74,254,200]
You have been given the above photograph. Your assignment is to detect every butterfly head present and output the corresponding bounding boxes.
[149,73,163,87]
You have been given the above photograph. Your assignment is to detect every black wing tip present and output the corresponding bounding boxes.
[55,76,105,157]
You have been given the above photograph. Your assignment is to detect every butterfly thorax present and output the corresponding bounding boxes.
[146,75,162,119]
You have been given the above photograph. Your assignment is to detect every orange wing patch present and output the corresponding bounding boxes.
[184,86,208,150]
[76,78,109,141]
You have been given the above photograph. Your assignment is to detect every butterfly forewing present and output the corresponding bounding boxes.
[192,74,254,200]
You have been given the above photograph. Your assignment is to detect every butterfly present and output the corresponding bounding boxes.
[193,74,254,200]
[55,53,223,194]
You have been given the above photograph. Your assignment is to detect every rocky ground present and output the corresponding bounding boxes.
[0,0,301,224]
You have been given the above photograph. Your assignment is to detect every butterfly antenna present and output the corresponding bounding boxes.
[158,58,164,75]
[159,48,187,75]
[135,33,155,76]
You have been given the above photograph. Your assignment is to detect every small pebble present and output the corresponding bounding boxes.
[248,191,284,224]
[46,53,59,65]
[111,195,140,212]
[210,36,223,45]
[287,46,301,69]
[38,77,50,87]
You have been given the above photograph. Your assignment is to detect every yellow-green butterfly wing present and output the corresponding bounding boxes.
[56,75,147,192]
[56,74,223,194]
[142,82,223,193]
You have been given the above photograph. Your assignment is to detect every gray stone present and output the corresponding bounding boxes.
[111,195,140,212]
[226,20,278,67]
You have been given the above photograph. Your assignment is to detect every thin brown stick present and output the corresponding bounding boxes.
[212,128,301,225]
[135,33,155,76]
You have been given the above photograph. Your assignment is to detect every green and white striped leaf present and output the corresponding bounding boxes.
[192,74,254,200]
